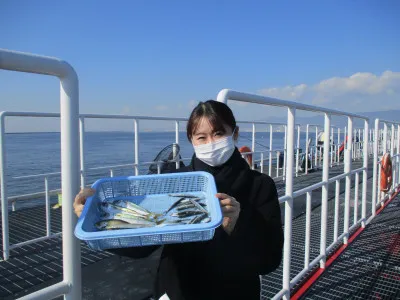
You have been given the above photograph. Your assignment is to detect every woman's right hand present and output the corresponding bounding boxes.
[73,188,95,217]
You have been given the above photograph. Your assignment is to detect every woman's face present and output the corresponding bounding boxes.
[191,117,235,146]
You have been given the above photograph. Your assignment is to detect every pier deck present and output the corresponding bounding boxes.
[2,159,397,299]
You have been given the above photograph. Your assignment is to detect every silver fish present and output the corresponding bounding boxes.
[112,200,152,217]
[95,219,150,230]
[100,212,155,226]
[176,202,206,211]
[168,194,204,199]
[189,213,211,224]
[171,210,205,218]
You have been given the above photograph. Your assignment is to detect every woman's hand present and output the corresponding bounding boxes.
[73,188,95,217]
[216,193,240,235]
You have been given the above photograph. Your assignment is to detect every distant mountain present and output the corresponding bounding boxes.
[263,110,400,128]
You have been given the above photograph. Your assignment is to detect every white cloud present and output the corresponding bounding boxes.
[257,70,400,112]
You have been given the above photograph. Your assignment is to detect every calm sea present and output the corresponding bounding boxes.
[3,131,331,210]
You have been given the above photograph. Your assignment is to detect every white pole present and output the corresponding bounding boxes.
[45,177,51,236]
[0,112,10,260]
[252,123,256,170]
[283,125,287,179]
[282,107,295,300]
[269,125,273,176]
[320,113,330,268]
[175,121,180,169]
[305,124,309,174]
[334,179,340,241]
[296,125,300,177]
[60,64,81,300]
[315,126,318,167]
[372,119,379,217]
[134,119,139,176]
[344,117,353,244]
[361,120,368,228]
[305,191,312,268]
[79,117,86,188]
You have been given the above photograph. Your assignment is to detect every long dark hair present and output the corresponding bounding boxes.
[186,100,237,141]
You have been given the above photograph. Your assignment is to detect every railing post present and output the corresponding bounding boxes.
[269,124,273,176]
[344,117,353,244]
[175,121,180,169]
[334,179,340,241]
[134,119,139,176]
[362,120,368,227]
[59,65,81,300]
[391,124,395,191]
[320,113,330,268]
[305,124,309,174]
[79,117,86,189]
[305,191,312,268]
[372,119,379,217]
[283,125,287,180]
[260,153,264,173]
[0,112,10,260]
[397,125,400,188]
[337,128,340,165]
[296,125,300,177]
[383,123,387,154]
[282,107,295,300]
[45,176,51,236]
[315,126,318,168]
[354,172,359,224]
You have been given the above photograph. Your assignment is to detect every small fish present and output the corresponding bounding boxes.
[189,213,211,224]
[171,210,205,218]
[95,219,150,230]
[168,194,202,199]
[164,197,186,213]
[176,202,206,211]
[100,202,154,219]
[112,200,152,217]
[188,199,208,214]
[100,212,155,226]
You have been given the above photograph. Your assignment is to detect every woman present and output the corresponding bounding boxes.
[74,100,284,300]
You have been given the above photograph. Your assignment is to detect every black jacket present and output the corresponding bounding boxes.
[111,148,284,300]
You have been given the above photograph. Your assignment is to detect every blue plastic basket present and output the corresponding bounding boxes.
[74,171,223,251]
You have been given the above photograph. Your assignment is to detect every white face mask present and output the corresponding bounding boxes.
[193,130,236,167]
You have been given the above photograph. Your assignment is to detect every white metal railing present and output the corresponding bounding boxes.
[0,113,322,259]
[1,49,398,300]
[216,89,399,300]
[0,49,81,299]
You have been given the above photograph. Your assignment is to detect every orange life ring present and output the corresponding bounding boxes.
[380,153,393,192]
[239,146,253,167]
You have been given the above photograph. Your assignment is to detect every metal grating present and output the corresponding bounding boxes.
[0,205,113,299]
[300,195,400,299]
[0,159,374,299]
[261,160,373,298]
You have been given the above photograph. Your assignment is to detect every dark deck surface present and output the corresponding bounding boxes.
[2,158,397,300]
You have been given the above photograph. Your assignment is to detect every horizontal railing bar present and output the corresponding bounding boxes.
[217,89,369,120]
[293,181,327,198]
[7,189,61,203]
[9,233,62,250]
[13,171,61,179]
[16,281,70,300]
[278,195,292,204]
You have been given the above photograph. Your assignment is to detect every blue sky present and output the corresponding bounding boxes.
[1,1,399,131]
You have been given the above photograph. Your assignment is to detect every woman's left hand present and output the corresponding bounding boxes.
[216,193,241,235]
